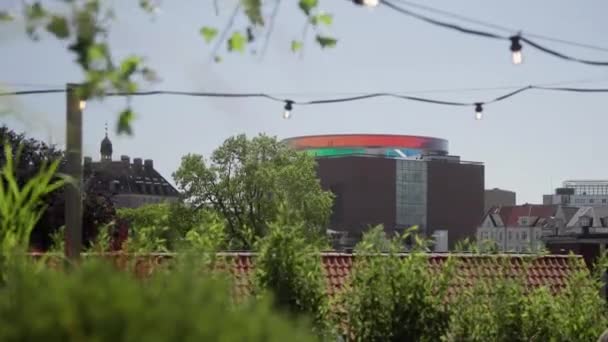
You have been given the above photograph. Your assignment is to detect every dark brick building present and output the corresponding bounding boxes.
[284,134,484,249]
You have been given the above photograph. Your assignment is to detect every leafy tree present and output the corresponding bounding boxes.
[173,134,333,249]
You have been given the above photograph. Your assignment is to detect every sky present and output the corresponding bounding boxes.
[1,0,608,204]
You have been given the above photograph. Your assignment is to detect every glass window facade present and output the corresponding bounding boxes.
[396,160,427,231]
[563,181,608,196]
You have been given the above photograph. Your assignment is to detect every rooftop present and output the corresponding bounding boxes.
[283,134,449,159]
[101,252,586,299]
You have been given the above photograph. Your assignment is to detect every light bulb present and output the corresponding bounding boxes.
[512,51,523,65]
[79,100,87,111]
[474,103,483,120]
[283,100,293,120]
[509,36,523,65]
[354,0,379,7]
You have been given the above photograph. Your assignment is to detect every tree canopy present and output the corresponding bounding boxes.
[173,134,333,249]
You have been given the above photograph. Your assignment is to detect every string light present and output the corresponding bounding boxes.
[381,1,608,67]
[474,103,483,120]
[510,36,523,65]
[2,86,608,122]
[354,0,380,7]
[283,100,294,119]
[79,100,87,111]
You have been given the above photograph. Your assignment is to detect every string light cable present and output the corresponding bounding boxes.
[373,0,608,67]
[385,0,608,53]
[1,84,607,120]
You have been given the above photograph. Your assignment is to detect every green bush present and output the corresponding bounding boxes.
[118,203,226,253]
[254,204,329,336]
[341,226,453,342]
[0,145,64,281]
[445,257,608,342]
[0,260,317,342]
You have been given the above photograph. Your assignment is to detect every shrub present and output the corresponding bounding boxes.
[0,260,318,342]
[445,256,608,342]
[0,145,64,278]
[341,226,453,342]
[254,204,329,336]
[118,203,226,253]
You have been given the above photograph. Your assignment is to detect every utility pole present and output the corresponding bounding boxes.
[65,84,83,260]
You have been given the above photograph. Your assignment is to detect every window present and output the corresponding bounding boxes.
[590,199,595,204]
[521,231,527,240]
[603,199,607,204]
[508,231,512,240]
[499,232,503,241]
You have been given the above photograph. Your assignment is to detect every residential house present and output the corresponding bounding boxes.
[477,204,577,253]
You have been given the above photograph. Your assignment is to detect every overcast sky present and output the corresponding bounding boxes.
[1,0,608,204]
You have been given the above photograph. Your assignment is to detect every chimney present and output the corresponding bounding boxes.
[133,158,143,171]
[144,159,153,170]
[120,155,130,166]
[83,156,92,172]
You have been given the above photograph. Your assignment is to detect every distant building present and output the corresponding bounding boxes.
[484,188,516,212]
[283,134,484,250]
[477,204,578,253]
[84,130,179,209]
[543,206,608,267]
[543,180,608,207]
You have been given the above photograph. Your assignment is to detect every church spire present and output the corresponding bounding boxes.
[100,122,113,161]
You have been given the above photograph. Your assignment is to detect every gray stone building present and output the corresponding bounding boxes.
[84,131,179,208]
[484,188,516,213]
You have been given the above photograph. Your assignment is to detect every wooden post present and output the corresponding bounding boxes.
[65,84,83,260]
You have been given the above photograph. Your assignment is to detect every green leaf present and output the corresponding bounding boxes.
[46,15,69,39]
[315,35,337,49]
[200,26,218,43]
[242,0,264,26]
[86,44,107,62]
[119,56,142,78]
[227,32,246,53]
[311,13,332,26]
[25,3,46,20]
[0,11,14,22]
[298,0,318,16]
[117,108,135,135]
[291,40,303,53]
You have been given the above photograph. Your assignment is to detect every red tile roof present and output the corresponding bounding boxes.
[210,252,585,298]
[33,252,586,299]
[493,204,558,226]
